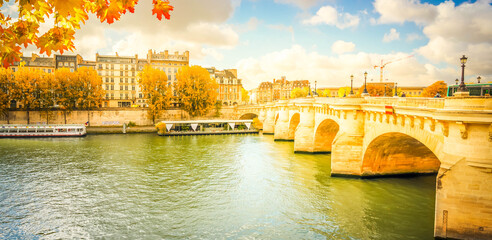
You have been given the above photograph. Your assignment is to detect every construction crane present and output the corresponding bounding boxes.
[374,55,414,82]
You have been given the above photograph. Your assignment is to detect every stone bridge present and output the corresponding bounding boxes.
[237,97,492,239]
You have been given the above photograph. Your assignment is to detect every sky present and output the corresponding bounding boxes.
[5,0,492,89]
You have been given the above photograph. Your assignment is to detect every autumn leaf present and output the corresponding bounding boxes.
[53,0,84,17]
[36,27,76,55]
[152,0,173,20]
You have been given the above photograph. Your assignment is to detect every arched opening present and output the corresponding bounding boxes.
[314,119,339,152]
[239,113,258,120]
[287,113,300,140]
[223,102,229,106]
[362,132,440,176]
[274,113,279,125]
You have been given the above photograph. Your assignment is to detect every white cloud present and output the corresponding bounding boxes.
[70,0,239,61]
[373,0,438,25]
[416,0,492,75]
[303,6,360,29]
[383,28,400,42]
[236,45,452,90]
[331,40,355,55]
[406,33,422,42]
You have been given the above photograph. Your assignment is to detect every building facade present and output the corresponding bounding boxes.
[252,77,310,104]
[207,68,243,106]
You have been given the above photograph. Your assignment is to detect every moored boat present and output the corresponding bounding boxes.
[0,124,87,138]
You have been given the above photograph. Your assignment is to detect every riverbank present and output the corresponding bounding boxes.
[86,126,156,134]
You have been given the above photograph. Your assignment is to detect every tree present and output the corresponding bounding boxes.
[138,65,171,124]
[337,87,351,97]
[76,67,104,125]
[54,68,78,123]
[175,66,218,118]
[359,85,393,97]
[290,87,309,98]
[316,89,331,97]
[421,81,447,97]
[0,0,173,68]
[0,68,14,123]
[11,67,46,123]
[241,87,250,104]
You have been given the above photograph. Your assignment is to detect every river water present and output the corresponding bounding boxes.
[0,134,436,239]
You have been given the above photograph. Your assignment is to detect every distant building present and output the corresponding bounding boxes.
[252,77,310,103]
[399,86,425,97]
[10,53,55,73]
[207,67,243,106]
[317,87,340,97]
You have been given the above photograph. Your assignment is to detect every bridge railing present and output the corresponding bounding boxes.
[365,97,445,109]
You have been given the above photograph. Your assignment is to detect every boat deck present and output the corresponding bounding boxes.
[160,130,259,136]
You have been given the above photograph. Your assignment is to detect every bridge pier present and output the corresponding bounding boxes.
[294,99,315,152]
[274,101,290,140]
[434,122,492,239]
[263,104,275,134]
[331,109,365,176]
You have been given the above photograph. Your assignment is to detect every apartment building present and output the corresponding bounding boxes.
[252,77,310,104]
[207,67,243,106]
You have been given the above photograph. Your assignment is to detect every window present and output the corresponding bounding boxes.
[125,86,128,90]
[111,78,114,83]
[120,86,123,90]
[131,78,135,83]
[132,86,135,91]
[125,94,129,99]
[120,71,123,76]
[70,62,74,66]
[139,93,142,98]
[111,85,114,90]
[47,69,51,73]
[111,93,114,99]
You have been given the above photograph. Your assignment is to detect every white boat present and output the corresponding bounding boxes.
[0,124,87,138]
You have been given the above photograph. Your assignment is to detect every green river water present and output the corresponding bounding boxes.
[0,134,436,239]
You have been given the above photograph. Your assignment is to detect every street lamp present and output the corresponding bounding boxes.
[363,71,368,94]
[394,82,398,97]
[384,84,387,97]
[458,55,468,92]
[308,83,311,97]
[314,80,317,96]
[350,75,354,95]
[455,78,459,85]
[477,76,481,83]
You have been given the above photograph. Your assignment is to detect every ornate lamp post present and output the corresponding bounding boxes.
[308,83,311,97]
[384,84,387,97]
[455,78,459,85]
[363,71,368,94]
[477,76,481,83]
[394,82,398,97]
[458,55,468,92]
[314,80,317,96]
[350,75,354,95]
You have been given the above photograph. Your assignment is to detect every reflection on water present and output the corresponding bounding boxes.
[0,134,436,239]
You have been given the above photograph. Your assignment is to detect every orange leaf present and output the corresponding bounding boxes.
[53,0,85,17]
[152,0,173,21]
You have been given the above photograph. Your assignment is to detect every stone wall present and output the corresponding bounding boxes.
[0,107,238,126]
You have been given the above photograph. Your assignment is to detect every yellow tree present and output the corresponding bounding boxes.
[138,65,172,124]
[290,87,309,98]
[0,68,14,123]
[11,67,43,124]
[421,81,447,97]
[241,87,250,104]
[54,68,78,123]
[337,87,351,97]
[76,67,105,125]
[33,70,57,123]
[0,0,174,68]
[175,66,218,118]
[316,89,331,97]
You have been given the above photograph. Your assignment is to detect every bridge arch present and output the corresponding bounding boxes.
[361,132,440,176]
[239,113,258,120]
[314,118,340,152]
[287,113,300,139]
